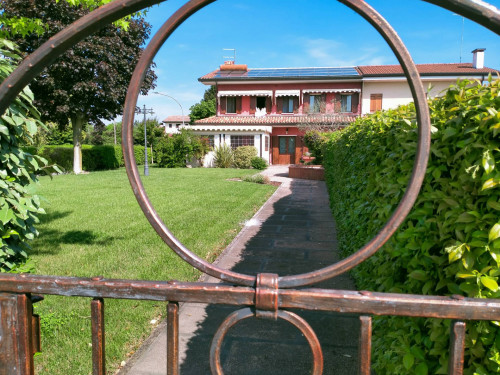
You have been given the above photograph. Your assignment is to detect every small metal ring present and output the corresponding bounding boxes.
[209,307,323,375]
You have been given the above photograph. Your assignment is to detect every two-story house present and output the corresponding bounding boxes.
[191,48,497,166]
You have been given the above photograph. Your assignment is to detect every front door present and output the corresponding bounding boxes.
[273,136,296,165]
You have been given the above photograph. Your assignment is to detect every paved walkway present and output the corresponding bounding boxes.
[120,166,359,375]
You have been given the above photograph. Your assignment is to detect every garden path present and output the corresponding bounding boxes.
[120,165,359,375]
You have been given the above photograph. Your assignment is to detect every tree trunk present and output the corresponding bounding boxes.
[71,114,86,174]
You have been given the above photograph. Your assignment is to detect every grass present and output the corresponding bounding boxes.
[29,167,276,374]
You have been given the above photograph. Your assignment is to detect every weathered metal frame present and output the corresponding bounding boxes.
[0,0,499,374]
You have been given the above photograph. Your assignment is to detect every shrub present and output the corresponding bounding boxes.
[233,146,257,169]
[322,79,500,374]
[0,39,48,271]
[304,130,326,164]
[242,174,270,184]
[155,130,209,168]
[213,144,234,168]
[251,156,267,170]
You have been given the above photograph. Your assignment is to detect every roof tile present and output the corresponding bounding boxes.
[194,114,357,126]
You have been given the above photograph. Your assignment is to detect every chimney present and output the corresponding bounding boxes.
[472,48,486,69]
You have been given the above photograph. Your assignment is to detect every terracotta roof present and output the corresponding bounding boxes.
[162,115,190,123]
[199,69,219,80]
[358,63,497,76]
[194,114,357,126]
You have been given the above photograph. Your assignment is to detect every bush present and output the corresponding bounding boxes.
[233,146,257,169]
[155,130,209,168]
[242,174,269,184]
[322,79,500,374]
[0,39,47,271]
[251,156,267,170]
[304,130,326,164]
[213,144,234,168]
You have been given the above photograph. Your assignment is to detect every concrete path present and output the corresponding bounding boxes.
[120,166,359,375]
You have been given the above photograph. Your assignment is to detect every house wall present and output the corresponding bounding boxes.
[196,131,271,167]
[361,80,456,114]
[217,82,362,116]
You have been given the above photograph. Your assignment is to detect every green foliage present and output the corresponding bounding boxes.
[233,146,258,169]
[304,130,327,164]
[0,39,48,271]
[251,156,268,170]
[33,145,145,172]
[242,174,269,184]
[189,86,216,123]
[323,79,500,374]
[213,144,234,168]
[155,129,208,168]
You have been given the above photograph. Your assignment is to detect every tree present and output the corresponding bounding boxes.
[133,118,164,164]
[1,0,157,173]
[189,86,216,123]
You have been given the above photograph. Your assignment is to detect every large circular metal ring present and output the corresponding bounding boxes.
[209,307,323,375]
[0,1,498,287]
[122,0,432,288]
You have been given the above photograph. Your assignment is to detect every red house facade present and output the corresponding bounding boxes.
[192,50,496,166]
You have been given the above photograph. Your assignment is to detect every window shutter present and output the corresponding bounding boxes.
[370,94,382,112]
[266,97,272,113]
[320,94,327,113]
[303,94,310,113]
[236,96,242,114]
[277,97,283,114]
[351,93,359,113]
[250,97,256,114]
[293,97,299,113]
[220,97,226,114]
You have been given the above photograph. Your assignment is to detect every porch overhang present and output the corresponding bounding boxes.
[217,90,273,97]
[189,125,273,133]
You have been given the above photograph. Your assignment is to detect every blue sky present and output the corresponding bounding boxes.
[130,0,500,123]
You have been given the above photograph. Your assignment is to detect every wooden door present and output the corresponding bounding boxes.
[275,136,296,165]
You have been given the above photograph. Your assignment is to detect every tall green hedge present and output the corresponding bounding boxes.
[29,144,145,172]
[323,79,499,374]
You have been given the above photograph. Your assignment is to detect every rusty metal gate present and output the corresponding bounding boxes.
[1,1,499,374]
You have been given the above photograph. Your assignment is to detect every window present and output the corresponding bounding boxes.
[370,94,383,113]
[169,124,172,128]
[282,97,295,113]
[226,97,236,113]
[231,135,254,150]
[341,95,352,112]
[265,136,269,152]
[309,95,324,113]
[205,135,214,149]
[256,97,267,110]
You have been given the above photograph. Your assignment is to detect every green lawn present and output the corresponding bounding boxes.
[30,167,276,374]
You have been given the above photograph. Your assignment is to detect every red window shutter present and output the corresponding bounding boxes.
[351,93,359,113]
[266,97,272,113]
[334,94,341,113]
[303,94,310,113]
[276,97,283,114]
[236,96,242,114]
[293,97,299,113]
[250,97,256,114]
[220,97,226,114]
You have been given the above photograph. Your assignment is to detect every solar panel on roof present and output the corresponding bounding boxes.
[212,67,359,79]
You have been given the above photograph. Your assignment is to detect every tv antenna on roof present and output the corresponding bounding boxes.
[223,48,236,65]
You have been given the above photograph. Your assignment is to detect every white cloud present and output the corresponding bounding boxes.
[291,38,393,67]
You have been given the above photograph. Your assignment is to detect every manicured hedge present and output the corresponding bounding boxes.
[28,144,145,172]
[323,79,499,374]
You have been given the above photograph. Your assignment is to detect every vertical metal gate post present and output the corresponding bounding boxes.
[0,294,35,375]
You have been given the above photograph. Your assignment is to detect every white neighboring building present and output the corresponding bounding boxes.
[161,115,190,134]
[359,49,494,114]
